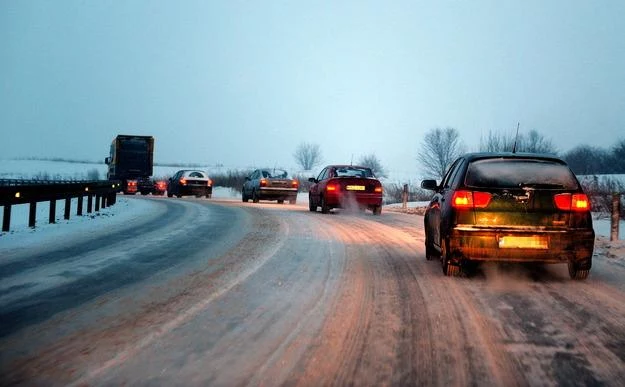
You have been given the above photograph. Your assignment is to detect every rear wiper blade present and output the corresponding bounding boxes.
[519,183,565,189]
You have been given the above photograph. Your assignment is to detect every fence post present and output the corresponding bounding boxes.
[64,197,71,220]
[29,202,36,228]
[87,194,93,213]
[2,205,11,232]
[611,193,621,242]
[402,184,408,210]
[49,199,56,224]
[101,194,106,209]
[95,195,100,211]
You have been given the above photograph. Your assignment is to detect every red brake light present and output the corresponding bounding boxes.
[452,191,491,209]
[326,184,337,192]
[292,180,299,188]
[260,179,267,187]
[208,179,213,187]
[554,193,590,211]
[374,186,383,193]
[180,178,187,185]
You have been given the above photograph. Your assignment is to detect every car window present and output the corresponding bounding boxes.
[334,167,373,178]
[317,168,327,181]
[441,158,462,188]
[261,170,270,178]
[465,159,579,189]
[187,171,205,178]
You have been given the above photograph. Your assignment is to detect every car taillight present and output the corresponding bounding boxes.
[292,180,299,188]
[260,179,267,187]
[451,191,491,209]
[208,179,213,187]
[374,186,383,193]
[128,181,137,187]
[326,184,338,192]
[554,193,590,211]
[180,178,187,185]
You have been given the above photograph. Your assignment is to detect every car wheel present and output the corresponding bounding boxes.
[289,198,297,205]
[167,192,173,198]
[206,193,212,199]
[277,199,284,204]
[372,205,382,216]
[320,196,330,214]
[252,190,259,203]
[176,194,182,198]
[308,195,316,212]
[568,261,590,280]
[441,238,461,277]
[242,190,248,202]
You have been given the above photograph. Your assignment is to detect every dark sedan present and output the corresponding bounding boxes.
[308,165,383,215]
[242,168,299,204]
[167,170,213,198]
[421,152,594,279]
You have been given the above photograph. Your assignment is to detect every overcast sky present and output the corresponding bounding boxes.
[2,0,624,175]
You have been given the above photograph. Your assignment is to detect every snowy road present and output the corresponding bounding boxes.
[1,197,625,385]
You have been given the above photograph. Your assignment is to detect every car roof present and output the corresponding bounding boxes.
[325,165,371,169]
[461,152,567,164]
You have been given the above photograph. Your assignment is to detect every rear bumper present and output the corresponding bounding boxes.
[258,187,298,199]
[179,186,212,196]
[325,192,383,208]
[448,227,594,265]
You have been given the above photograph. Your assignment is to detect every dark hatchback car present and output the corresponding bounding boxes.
[167,170,213,198]
[308,165,383,215]
[421,152,594,279]
[242,168,299,204]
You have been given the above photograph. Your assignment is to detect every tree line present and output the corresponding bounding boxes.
[418,127,625,178]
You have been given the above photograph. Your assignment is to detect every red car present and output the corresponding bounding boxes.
[308,165,383,215]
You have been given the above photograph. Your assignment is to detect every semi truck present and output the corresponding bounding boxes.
[105,135,155,195]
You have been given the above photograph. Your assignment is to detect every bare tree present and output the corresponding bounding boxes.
[418,127,464,179]
[293,142,323,171]
[563,145,611,175]
[479,129,557,154]
[357,153,387,177]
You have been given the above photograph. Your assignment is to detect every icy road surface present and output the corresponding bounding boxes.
[1,196,625,386]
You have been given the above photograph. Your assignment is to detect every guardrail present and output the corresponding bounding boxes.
[0,179,121,232]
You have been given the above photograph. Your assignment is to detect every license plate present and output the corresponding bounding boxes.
[346,185,365,191]
[498,236,548,249]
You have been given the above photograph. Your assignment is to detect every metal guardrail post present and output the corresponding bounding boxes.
[64,197,71,220]
[2,205,10,232]
[29,202,36,228]
[77,195,83,216]
[95,195,100,212]
[87,194,93,213]
[49,199,56,224]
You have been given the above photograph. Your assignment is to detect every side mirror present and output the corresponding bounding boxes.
[308,177,317,183]
[421,179,438,191]
[104,157,110,165]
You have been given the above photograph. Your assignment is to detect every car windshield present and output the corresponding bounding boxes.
[186,171,206,178]
[262,169,289,179]
[465,159,579,189]
[335,167,374,178]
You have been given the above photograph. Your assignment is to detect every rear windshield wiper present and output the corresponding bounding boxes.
[519,183,565,189]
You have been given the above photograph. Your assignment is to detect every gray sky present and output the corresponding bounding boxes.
[2,0,624,175]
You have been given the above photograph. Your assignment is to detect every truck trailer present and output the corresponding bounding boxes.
[105,135,154,195]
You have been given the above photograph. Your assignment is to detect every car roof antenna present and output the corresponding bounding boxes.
[350,154,353,166]
[512,122,520,153]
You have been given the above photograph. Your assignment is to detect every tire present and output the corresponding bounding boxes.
[320,196,330,214]
[206,193,212,199]
[372,205,382,216]
[167,192,173,198]
[425,241,437,261]
[176,194,182,198]
[568,262,590,280]
[277,199,284,204]
[289,198,297,205]
[308,195,316,212]
[252,190,259,203]
[140,191,149,196]
[441,239,461,277]
[242,191,248,202]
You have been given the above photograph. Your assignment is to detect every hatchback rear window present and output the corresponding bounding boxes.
[335,167,374,178]
[465,159,579,189]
